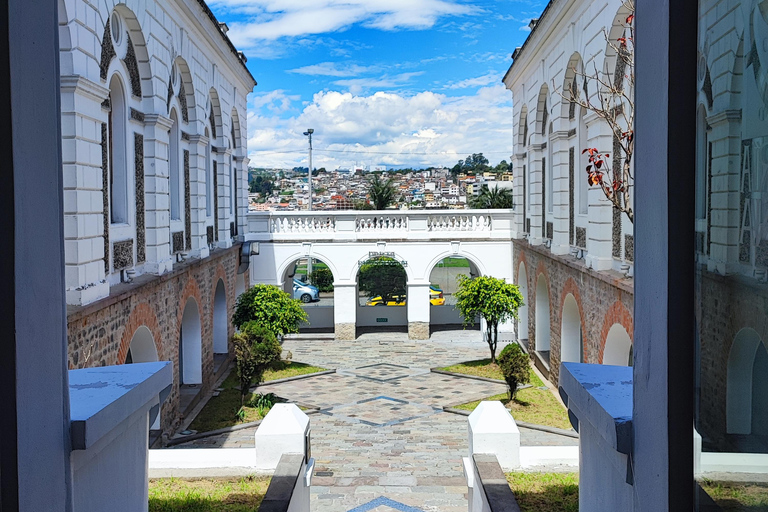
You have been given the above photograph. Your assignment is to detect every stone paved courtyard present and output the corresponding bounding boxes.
[173,333,577,512]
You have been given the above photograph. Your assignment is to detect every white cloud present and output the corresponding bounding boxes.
[444,72,498,89]
[334,71,424,94]
[287,62,376,77]
[246,85,515,169]
[209,0,475,47]
[250,89,301,113]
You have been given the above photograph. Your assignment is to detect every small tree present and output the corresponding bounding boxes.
[233,284,308,336]
[454,275,524,363]
[497,343,530,400]
[308,267,334,293]
[358,257,407,303]
[367,173,397,210]
[470,185,514,209]
[232,322,282,405]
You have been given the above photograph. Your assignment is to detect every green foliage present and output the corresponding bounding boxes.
[231,322,282,405]
[354,200,374,210]
[471,185,514,209]
[248,174,274,195]
[454,275,524,362]
[367,173,398,210]
[249,392,279,416]
[233,284,308,335]
[308,267,334,292]
[497,344,531,400]
[451,153,491,177]
[358,257,407,303]
[495,159,510,172]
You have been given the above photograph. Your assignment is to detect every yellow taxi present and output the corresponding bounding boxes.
[365,286,445,306]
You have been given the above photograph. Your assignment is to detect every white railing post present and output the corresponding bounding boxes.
[468,401,521,470]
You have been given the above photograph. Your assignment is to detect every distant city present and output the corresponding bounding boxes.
[248,156,514,211]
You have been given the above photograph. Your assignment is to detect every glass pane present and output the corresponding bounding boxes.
[696,0,768,508]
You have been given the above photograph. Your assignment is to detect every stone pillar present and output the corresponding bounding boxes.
[60,75,110,305]
[528,141,545,246]
[551,130,571,255]
[407,282,430,340]
[334,283,357,340]
[584,112,614,271]
[235,150,248,237]
[512,152,527,238]
[214,147,233,248]
[188,134,210,259]
[468,401,521,470]
[143,114,174,275]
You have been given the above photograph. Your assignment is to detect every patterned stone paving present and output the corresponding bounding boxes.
[172,334,577,512]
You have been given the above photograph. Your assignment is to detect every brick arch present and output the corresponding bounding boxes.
[177,276,204,339]
[116,302,163,365]
[599,300,634,363]
[516,250,529,285]
[559,278,589,362]
[533,260,552,305]
[210,263,232,353]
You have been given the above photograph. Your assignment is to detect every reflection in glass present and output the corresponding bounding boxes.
[696,0,768,508]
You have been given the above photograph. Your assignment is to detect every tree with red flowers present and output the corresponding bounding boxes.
[555,1,634,223]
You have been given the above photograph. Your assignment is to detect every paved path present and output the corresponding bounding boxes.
[173,335,577,512]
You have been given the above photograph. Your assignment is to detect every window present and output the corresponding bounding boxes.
[108,75,127,224]
[205,127,212,217]
[578,105,588,215]
[169,109,180,221]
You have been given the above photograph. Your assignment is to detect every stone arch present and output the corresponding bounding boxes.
[424,251,486,281]
[177,278,204,385]
[604,3,634,82]
[534,271,551,353]
[209,88,222,144]
[179,297,203,385]
[729,38,744,111]
[603,324,632,366]
[518,104,529,148]
[559,278,587,363]
[599,300,634,364]
[107,4,154,100]
[277,250,342,286]
[116,302,163,365]
[726,327,768,434]
[560,52,584,120]
[125,326,157,363]
[535,84,549,138]
[173,56,197,125]
[231,108,241,149]
[212,267,229,354]
[517,260,529,341]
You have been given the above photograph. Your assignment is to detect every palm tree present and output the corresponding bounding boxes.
[367,174,397,210]
[470,185,514,209]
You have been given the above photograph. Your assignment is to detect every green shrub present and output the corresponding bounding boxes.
[233,284,308,335]
[308,267,334,292]
[497,343,530,400]
[232,322,282,405]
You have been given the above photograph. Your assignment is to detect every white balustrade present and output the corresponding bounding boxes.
[247,209,512,241]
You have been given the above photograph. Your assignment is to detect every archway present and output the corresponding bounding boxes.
[213,279,228,354]
[517,263,529,346]
[125,326,161,430]
[561,294,581,363]
[428,255,481,332]
[727,328,767,435]
[603,323,632,366]
[179,297,202,385]
[357,255,408,333]
[283,256,335,333]
[535,274,551,358]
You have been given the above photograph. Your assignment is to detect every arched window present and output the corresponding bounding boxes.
[205,127,212,218]
[169,109,180,221]
[108,75,128,224]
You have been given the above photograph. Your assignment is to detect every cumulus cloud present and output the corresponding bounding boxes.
[250,89,301,113]
[444,72,498,89]
[209,0,475,48]
[287,61,376,77]
[247,85,515,169]
[334,72,424,94]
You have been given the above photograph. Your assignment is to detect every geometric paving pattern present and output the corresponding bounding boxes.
[347,496,425,512]
[341,363,418,382]
[319,396,443,427]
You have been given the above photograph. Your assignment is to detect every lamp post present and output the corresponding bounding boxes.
[303,128,314,211]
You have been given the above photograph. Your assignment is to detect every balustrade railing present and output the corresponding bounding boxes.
[247,209,512,240]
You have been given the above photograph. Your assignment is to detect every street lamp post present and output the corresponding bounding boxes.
[303,128,314,211]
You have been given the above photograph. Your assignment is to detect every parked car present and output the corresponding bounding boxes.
[293,279,319,303]
[365,286,445,306]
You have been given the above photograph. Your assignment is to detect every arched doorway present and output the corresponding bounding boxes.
[213,279,228,354]
[283,257,334,333]
[603,324,632,366]
[125,326,160,430]
[727,328,768,435]
[535,274,551,359]
[357,256,408,333]
[179,298,202,385]
[428,255,481,331]
[517,263,529,347]
[561,294,581,363]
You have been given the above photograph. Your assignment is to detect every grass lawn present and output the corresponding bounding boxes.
[435,258,471,268]
[700,480,768,510]
[447,359,570,430]
[188,361,326,433]
[149,477,270,511]
[506,473,579,512]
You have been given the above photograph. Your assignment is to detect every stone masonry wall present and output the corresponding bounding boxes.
[514,239,634,384]
[66,245,242,434]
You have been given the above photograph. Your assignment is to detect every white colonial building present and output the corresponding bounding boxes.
[503,0,635,384]
[60,0,256,436]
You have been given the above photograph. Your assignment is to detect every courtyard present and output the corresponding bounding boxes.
[167,332,578,512]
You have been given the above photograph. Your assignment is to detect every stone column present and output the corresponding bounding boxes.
[143,113,174,274]
[584,112,614,271]
[214,147,233,248]
[551,129,571,255]
[188,134,210,259]
[235,150,248,237]
[512,152,526,237]
[60,75,110,305]
[407,282,430,340]
[333,283,357,340]
[528,141,545,246]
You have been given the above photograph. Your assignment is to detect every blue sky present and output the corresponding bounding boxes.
[208,0,545,169]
